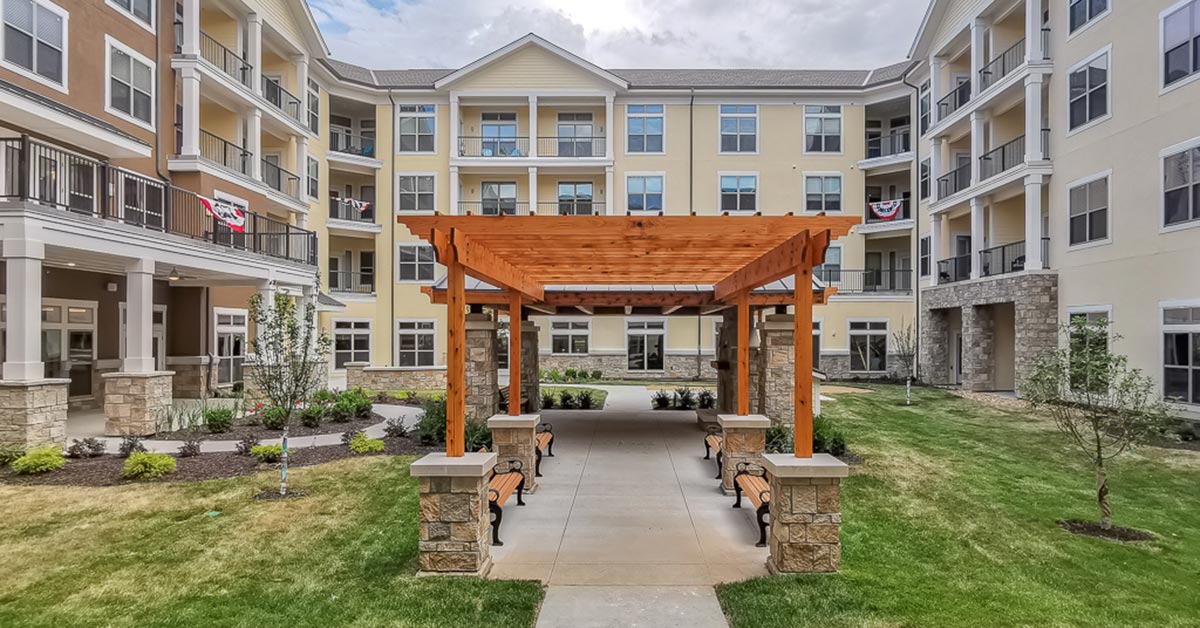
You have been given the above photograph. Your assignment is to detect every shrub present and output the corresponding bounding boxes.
[118,436,147,458]
[541,391,556,409]
[652,390,672,409]
[341,429,364,446]
[311,388,338,404]
[177,439,202,458]
[574,369,588,381]
[674,388,696,410]
[698,390,716,410]
[403,390,420,405]
[251,444,283,463]
[383,417,408,438]
[0,444,25,466]
[329,398,356,423]
[591,370,602,381]
[261,406,288,430]
[766,425,793,454]
[11,446,65,475]
[66,437,106,459]
[415,396,447,445]
[558,390,577,409]
[348,432,385,454]
[464,420,492,451]
[299,403,325,428]
[546,368,562,383]
[578,390,595,409]
[203,407,234,433]
[564,368,578,381]
[340,388,374,417]
[122,452,176,479]
[235,435,260,456]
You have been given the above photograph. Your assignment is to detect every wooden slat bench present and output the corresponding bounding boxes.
[702,425,724,479]
[478,448,526,546]
[732,462,771,547]
[534,422,555,477]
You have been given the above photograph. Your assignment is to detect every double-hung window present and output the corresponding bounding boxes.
[397,105,435,152]
[214,309,247,385]
[1164,306,1200,405]
[719,175,757,212]
[719,105,757,153]
[332,320,371,369]
[627,104,664,152]
[109,0,152,28]
[804,105,842,152]
[627,175,663,213]
[815,245,842,283]
[812,321,822,371]
[1164,143,1200,228]
[1070,0,1109,33]
[307,78,320,133]
[1069,50,1109,131]
[920,159,931,199]
[919,236,931,277]
[1164,1,1200,87]
[396,321,436,367]
[3,0,66,87]
[918,81,931,134]
[849,321,888,373]
[396,244,436,282]
[397,174,435,213]
[1068,174,1109,244]
[306,157,318,199]
[550,320,589,355]
[107,38,153,127]
[804,174,842,212]
[1068,309,1110,393]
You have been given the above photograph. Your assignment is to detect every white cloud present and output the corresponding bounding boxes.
[309,0,930,70]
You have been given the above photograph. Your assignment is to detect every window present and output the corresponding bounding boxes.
[720,174,757,212]
[332,320,371,369]
[481,112,519,156]
[1070,0,1109,33]
[1068,309,1110,393]
[1164,143,1200,227]
[920,159,931,199]
[106,39,153,127]
[3,0,66,87]
[306,157,318,199]
[627,175,663,212]
[556,112,594,156]
[1069,50,1109,131]
[307,78,319,133]
[481,181,518,215]
[919,236,931,277]
[397,104,435,152]
[627,320,665,371]
[849,321,888,373]
[804,105,842,153]
[396,244,436,282]
[815,245,842,282]
[359,251,375,290]
[805,174,842,212]
[557,181,594,215]
[1164,306,1200,404]
[1069,174,1109,244]
[550,320,589,355]
[214,308,247,386]
[108,0,151,28]
[719,105,757,153]
[397,174,434,213]
[919,81,931,134]
[812,320,822,371]
[1164,0,1200,87]
[627,104,664,153]
[396,321,435,367]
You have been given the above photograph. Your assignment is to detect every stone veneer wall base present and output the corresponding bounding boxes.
[0,379,70,448]
[102,372,174,436]
[411,452,496,577]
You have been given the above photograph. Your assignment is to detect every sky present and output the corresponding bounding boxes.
[308,0,931,71]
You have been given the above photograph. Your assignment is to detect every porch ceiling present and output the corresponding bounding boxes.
[40,245,260,285]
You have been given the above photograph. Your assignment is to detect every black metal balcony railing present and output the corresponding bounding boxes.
[261,77,302,123]
[864,198,912,223]
[260,159,300,200]
[937,163,971,198]
[815,268,914,294]
[536,136,606,157]
[329,132,376,158]
[980,238,1050,277]
[457,137,530,158]
[329,197,375,222]
[979,38,1026,92]
[937,80,972,120]
[199,31,252,89]
[0,136,317,265]
[458,200,530,216]
[979,135,1026,181]
[936,255,972,284]
[329,271,375,294]
[866,132,911,159]
[195,128,252,176]
[538,200,604,216]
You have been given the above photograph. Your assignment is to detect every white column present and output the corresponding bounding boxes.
[970,18,987,97]
[929,57,945,123]
[295,54,309,123]
[2,224,44,381]
[604,95,614,159]
[180,67,201,157]
[181,0,200,56]
[123,259,156,373]
[449,166,459,215]
[528,96,538,158]
[969,198,985,280]
[247,108,262,180]
[1025,75,1045,161]
[970,111,986,185]
[296,135,309,198]
[528,167,538,214]
[604,166,614,215]
[1024,175,1045,270]
[1026,0,1044,62]
[247,14,263,94]
[930,138,944,201]
[449,94,460,158]
[930,214,943,286]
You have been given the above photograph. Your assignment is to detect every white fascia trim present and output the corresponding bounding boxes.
[434,34,628,90]
[0,91,150,159]
[327,151,383,169]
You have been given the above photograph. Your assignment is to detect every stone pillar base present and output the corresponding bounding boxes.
[168,357,213,399]
[762,453,849,574]
[487,413,540,492]
[0,379,69,448]
[412,452,496,577]
[102,371,174,436]
[718,414,770,494]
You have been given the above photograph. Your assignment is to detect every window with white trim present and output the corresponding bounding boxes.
[918,81,931,134]
[550,320,589,355]
[1070,0,1109,33]
[333,320,371,369]
[1164,0,1200,87]
[1068,309,1110,393]
[1069,51,1109,130]
[804,105,842,153]
[919,236,931,277]
[812,320,822,371]
[1069,175,1109,244]
[1164,143,1200,227]
[109,0,151,28]
[805,174,842,212]
[396,244,436,282]
[815,245,842,282]
[215,309,247,386]
[3,0,65,86]
[1164,306,1200,404]
[627,104,664,152]
[720,175,756,212]
[627,175,663,212]
[107,38,153,126]
[307,78,320,133]
[397,104,435,152]
[627,320,665,371]
[719,105,757,153]
[849,321,888,373]
[307,157,318,199]
[920,159,931,199]
[396,320,435,367]
[397,174,434,213]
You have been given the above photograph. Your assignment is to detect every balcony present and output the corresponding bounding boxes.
[937,80,972,120]
[458,137,529,158]
[864,198,912,224]
[536,136,607,158]
[329,271,375,295]
[980,238,1050,277]
[197,128,252,177]
[261,77,302,124]
[979,129,1050,181]
[978,38,1025,93]
[260,159,301,201]
[936,255,971,284]
[329,196,375,223]
[539,199,605,216]
[330,132,376,159]
[937,163,971,198]
[0,136,317,265]
[815,269,913,294]
[458,200,531,215]
[198,31,252,89]
[866,132,911,159]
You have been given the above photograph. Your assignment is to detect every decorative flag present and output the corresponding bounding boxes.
[344,198,371,213]
[198,195,247,233]
[870,200,904,221]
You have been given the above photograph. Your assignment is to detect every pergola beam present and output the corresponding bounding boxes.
[714,230,827,302]
[421,287,833,308]
[449,229,545,302]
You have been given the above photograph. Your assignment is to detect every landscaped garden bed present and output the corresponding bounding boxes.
[539,386,607,410]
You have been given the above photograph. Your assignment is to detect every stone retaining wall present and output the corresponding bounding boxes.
[539,353,717,381]
[344,363,446,393]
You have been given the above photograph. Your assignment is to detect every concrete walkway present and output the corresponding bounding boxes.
[490,385,763,627]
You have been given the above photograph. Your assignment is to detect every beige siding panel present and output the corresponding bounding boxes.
[252,0,304,48]
[932,0,990,49]
[453,46,619,92]
[989,197,1025,246]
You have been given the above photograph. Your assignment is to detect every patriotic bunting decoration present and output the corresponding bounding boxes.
[344,198,372,213]
[869,199,904,221]
[198,195,247,233]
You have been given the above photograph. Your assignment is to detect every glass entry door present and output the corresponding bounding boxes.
[627,320,665,371]
[67,331,93,397]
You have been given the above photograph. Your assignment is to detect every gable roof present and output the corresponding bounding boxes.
[433,33,629,90]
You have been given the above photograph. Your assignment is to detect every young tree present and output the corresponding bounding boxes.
[891,319,918,405]
[1022,317,1169,530]
[247,286,331,496]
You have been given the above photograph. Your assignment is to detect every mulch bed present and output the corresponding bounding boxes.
[1058,519,1155,542]
[837,450,865,466]
[1145,435,1200,452]
[154,412,393,442]
[0,436,439,487]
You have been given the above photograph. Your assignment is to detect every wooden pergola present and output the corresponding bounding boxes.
[398,215,859,459]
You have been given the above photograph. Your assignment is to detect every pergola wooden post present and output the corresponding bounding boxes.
[444,232,466,458]
[508,293,522,416]
[736,290,750,416]
[794,238,815,458]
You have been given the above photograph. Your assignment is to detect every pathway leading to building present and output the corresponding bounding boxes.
[491,386,766,627]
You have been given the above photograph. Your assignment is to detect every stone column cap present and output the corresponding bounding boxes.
[410,452,497,477]
[486,414,541,428]
[762,452,849,478]
[0,378,71,387]
[100,371,177,379]
[717,414,771,429]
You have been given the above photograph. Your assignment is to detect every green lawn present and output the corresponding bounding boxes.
[0,456,542,628]
[717,385,1200,628]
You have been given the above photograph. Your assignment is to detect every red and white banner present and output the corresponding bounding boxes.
[869,199,904,221]
[343,198,371,213]
[198,195,247,233]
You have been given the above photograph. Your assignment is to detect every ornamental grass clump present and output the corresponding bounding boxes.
[203,408,234,433]
[122,452,177,480]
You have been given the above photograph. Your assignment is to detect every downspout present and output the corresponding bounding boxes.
[154,10,171,184]
[387,90,398,366]
[900,61,923,383]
